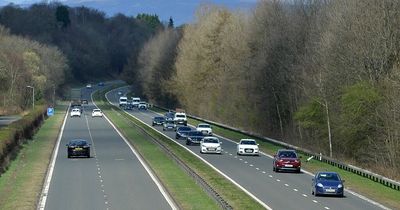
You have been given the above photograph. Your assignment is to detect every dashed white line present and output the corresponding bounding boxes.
[256,168,260,170]
[284,184,289,187]
[312,200,318,203]
[276,179,280,182]
[239,158,243,161]
[324,207,330,209]
[262,171,266,174]
[269,175,273,178]
[229,153,233,156]
[302,194,308,197]
[249,164,253,167]
[293,189,298,192]
[244,161,248,164]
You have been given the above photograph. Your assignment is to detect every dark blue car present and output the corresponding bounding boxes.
[175,126,192,139]
[312,172,344,197]
[186,131,205,145]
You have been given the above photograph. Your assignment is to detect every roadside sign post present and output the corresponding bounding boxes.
[47,107,54,116]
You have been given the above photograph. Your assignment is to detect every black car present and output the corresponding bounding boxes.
[186,131,205,145]
[66,139,90,158]
[152,116,165,126]
[175,126,192,139]
[164,112,175,121]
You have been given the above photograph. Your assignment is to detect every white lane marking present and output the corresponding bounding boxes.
[276,179,280,182]
[312,200,318,203]
[229,153,232,156]
[284,184,289,187]
[139,86,394,210]
[239,158,243,161]
[38,104,70,210]
[256,168,259,170]
[249,164,253,167]
[99,91,179,210]
[302,194,307,197]
[262,171,266,174]
[269,175,273,178]
[324,207,330,210]
[293,189,298,192]
[244,161,248,164]
[105,90,273,210]
[234,156,237,158]
[114,158,125,161]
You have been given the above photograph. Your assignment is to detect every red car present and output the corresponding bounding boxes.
[273,149,301,173]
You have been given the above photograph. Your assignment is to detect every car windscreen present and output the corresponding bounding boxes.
[178,127,191,131]
[241,140,256,145]
[120,99,127,102]
[72,109,80,112]
[176,114,185,118]
[203,138,219,143]
[318,173,339,181]
[198,124,210,128]
[188,131,203,136]
[155,117,164,120]
[278,151,297,158]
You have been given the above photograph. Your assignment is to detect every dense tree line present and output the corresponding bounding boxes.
[129,0,400,178]
[0,26,67,113]
[0,3,159,82]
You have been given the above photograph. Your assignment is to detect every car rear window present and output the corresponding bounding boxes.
[70,140,87,146]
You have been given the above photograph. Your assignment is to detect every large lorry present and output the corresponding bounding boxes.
[70,88,83,107]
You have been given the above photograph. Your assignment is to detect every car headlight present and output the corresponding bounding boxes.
[338,184,343,188]
[317,183,324,187]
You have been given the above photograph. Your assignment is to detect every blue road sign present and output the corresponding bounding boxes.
[47,107,54,116]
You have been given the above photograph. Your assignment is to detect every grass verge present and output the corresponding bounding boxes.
[0,103,67,210]
[95,89,265,210]
[184,117,400,209]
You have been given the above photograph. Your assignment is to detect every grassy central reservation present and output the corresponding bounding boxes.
[94,87,265,209]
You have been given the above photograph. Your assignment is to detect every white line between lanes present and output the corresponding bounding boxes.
[37,104,70,210]
[96,91,178,210]
[104,89,274,210]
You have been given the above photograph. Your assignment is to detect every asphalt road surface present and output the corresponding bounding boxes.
[107,86,386,210]
[0,115,21,128]
[43,84,174,210]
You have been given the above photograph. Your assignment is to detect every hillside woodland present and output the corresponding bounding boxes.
[0,3,159,112]
[126,0,400,179]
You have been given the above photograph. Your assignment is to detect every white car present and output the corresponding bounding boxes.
[138,102,148,110]
[92,109,103,117]
[70,108,81,117]
[86,84,92,89]
[131,97,140,107]
[200,137,222,154]
[174,112,187,126]
[196,123,212,135]
[237,139,260,156]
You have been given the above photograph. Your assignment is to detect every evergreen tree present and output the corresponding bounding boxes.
[168,16,174,28]
[56,5,70,28]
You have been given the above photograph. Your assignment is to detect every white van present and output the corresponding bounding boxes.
[119,96,128,107]
[131,97,141,107]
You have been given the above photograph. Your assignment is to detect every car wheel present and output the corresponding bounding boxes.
[297,168,301,173]
[200,150,203,154]
[152,123,155,126]
[67,152,71,158]
[272,166,275,172]
[311,190,314,195]
[175,135,178,139]
[163,128,165,131]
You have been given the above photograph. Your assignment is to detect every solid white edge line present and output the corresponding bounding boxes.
[111,86,392,210]
[94,90,178,210]
[105,88,273,210]
[37,104,70,210]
